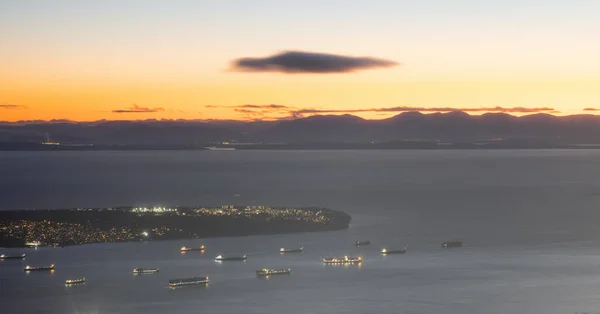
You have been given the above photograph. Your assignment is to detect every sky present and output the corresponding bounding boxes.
[1,0,599,121]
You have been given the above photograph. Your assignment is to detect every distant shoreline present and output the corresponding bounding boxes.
[2,141,600,151]
[0,206,351,248]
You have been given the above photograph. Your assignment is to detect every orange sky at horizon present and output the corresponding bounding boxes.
[2,75,599,122]
[2,1,600,122]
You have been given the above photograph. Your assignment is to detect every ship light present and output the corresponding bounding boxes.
[0,254,4,258]
[201,245,205,249]
[382,248,387,253]
[280,248,285,252]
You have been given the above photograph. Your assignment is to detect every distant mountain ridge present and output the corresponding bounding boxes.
[2,112,600,145]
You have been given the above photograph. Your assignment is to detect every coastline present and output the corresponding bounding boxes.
[0,206,351,248]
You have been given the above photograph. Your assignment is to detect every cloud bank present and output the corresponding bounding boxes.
[231,51,398,74]
[113,104,165,113]
[0,104,27,109]
[583,108,599,111]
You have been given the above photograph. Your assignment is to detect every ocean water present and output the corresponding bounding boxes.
[2,149,600,314]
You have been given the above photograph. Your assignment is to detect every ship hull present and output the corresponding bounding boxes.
[323,257,362,264]
[25,267,54,271]
[169,277,209,287]
[133,268,159,274]
[256,269,291,276]
[0,255,25,259]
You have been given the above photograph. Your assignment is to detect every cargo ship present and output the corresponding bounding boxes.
[133,268,159,274]
[181,245,205,252]
[381,246,407,254]
[215,254,247,261]
[355,240,370,246]
[323,256,362,264]
[65,278,85,285]
[0,253,25,259]
[168,276,209,287]
[280,246,303,253]
[256,268,291,276]
[24,264,54,271]
[441,241,463,248]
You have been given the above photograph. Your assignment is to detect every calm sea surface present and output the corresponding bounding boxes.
[2,150,600,314]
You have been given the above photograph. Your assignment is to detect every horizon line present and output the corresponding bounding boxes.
[1,111,599,124]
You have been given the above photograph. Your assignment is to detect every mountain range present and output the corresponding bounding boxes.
[2,112,600,146]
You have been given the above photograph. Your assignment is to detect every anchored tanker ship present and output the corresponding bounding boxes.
[323,256,362,264]
[169,276,209,287]
[256,269,291,276]
[215,254,247,261]
[65,278,86,285]
[381,246,407,254]
[25,264,54,271]
[133,268,159,274]
[181,245,205,252]
[0,253,25,259]
[280,246,303,253]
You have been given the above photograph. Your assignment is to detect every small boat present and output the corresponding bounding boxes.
[323,256,362,264]
[181,245,205,252]
[355,240,370,246]
[381,246,407,254]
[133,268,159,274]
[441,241,463,248]
[25,264,54,271]
[65,278,86,285]
[0,253,25,259]
[215,254,247,261]
[169,276,209,287]
[280,247,303,253]
[256,269,291,276]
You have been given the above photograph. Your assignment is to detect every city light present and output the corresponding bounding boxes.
[0,205,341,247]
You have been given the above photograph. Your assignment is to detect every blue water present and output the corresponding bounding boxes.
[2,150,600,314]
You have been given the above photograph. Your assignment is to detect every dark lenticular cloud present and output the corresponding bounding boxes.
[231,51,398,74]
[583,108,599,111]
[112,104,165,113]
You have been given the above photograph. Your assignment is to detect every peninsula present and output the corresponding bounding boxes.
[0,205,351,248]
